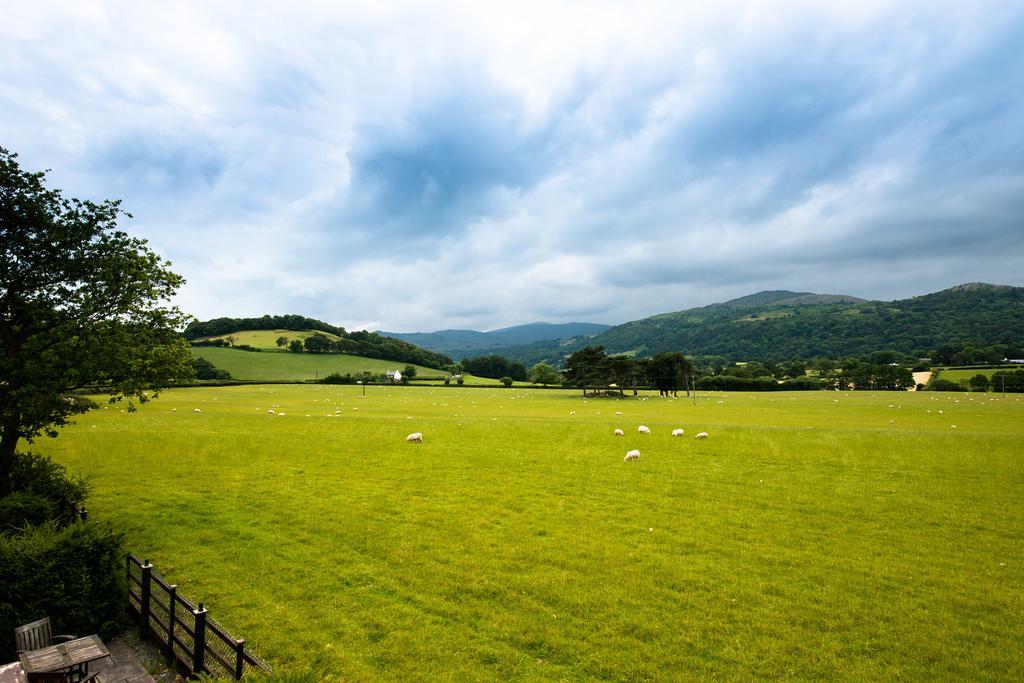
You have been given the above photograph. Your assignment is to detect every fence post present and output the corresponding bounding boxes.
[166,585,177,664]
[139,560,153,640]
[234,639,245,679]
[192,602,208,675]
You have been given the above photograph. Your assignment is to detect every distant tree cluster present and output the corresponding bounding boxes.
[461,355,528,381]
[928,342,1024,366]
[183,314,344,339]
[185,317,453,369]
[192,357,231,380]
[561,347,694,397]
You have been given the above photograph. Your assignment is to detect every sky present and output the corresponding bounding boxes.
[3,1,1023,332]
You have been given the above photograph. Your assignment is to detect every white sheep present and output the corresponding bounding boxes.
[694,431,708,439]
[192,408,201,413]
[406,432,423,443]
[624,449,640,462]
[637,425,651,434]
[614,428,625,436]
[267,409,276,415]
[671,428,685,437]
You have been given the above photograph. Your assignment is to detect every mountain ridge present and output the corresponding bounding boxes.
[451,283,1023,365]
[380,321,610,354]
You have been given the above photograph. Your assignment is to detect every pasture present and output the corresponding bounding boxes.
[37,387,1024,680]
[188,347,498,384]
[196,329,343,349]
[932,365,1020,385]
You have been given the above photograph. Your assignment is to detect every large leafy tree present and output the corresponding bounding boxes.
[563,346,609,396]
[643,352,694,397]
[0,148,194,493]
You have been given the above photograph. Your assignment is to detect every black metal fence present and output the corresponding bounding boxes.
[126,554,271,679]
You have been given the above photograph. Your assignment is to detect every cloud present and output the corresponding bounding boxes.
[2,1,1023,332]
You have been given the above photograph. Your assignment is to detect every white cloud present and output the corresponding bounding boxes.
[2,1,1023,331]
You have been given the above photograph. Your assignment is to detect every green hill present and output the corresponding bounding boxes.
[184,315,452,368]
[380,321,609,356]
[189,347,497,384]
[489,283,1024,364]
[195,329,342,349]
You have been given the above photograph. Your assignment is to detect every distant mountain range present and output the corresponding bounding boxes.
[379,322,610,356]
[390,283,1023,365]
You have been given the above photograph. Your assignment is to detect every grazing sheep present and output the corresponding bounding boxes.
[637,425,651,434]
[267,409,276,415]
[614,428,625,436]
[406,432,423,443]
[192,408,201,413]
[671,428,685,437]
[694,431,708,439]
[624,449,640,462]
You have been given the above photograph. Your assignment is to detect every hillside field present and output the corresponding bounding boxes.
[932,366,1021,385]
[39,387,1023,680]
[196,329,342,349]
[189,347,501,385]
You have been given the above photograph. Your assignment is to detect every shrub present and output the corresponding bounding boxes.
[9,453,88,526]
[0,520,125,661]
[192,357,231,380]
[0,493,56,531]
[927,378,964,392]
[969,374,990,392]
[500,376,514,387]
[321,372,355,385]
[456,376,464,386]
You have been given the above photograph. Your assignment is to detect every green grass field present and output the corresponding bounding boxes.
[197,329,342,349]
[189,347,501,385]
[932,366,1019,385]
[37,388,1024,680]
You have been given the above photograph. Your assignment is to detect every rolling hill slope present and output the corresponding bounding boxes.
[484,283,1024,364]
[189,347,500,384]
[380,321,609,356]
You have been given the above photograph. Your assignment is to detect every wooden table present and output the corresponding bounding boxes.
[18,636,109,677]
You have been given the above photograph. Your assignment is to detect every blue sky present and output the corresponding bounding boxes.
[3,2,1022,332]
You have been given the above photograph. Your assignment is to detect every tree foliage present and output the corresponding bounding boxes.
[529,362,562,386]
[0,148,194,493]
[187,316,453,369]
[461,355,528,381]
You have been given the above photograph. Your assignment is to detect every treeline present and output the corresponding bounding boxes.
[460,355,529,381]
[185,315,453,369]
[289,331,451,369]
[184,314,343,339]
[930,342,1024,366]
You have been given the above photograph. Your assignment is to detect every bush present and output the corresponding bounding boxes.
[9,453,88,526]
[0,520,125,661]
[0,493,56,531]
[321,372,356,385]
[927,379,964,392]
[500,376,514,387]
[969,374,990,392]
[192,357,231,380]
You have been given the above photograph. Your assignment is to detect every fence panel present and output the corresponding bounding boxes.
[125,554,271,679]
